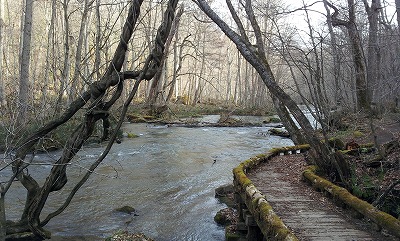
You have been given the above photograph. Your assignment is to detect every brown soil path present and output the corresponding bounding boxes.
[247,154,397,241]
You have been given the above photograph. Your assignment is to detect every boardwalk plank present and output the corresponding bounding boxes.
[247,154,396,241]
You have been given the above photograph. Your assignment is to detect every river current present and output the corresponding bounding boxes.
[3,116,294,240]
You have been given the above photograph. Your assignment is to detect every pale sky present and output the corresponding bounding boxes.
[209,0,398,35]
[211,0,396,28]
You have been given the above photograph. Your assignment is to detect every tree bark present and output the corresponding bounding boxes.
[41,0,57,112]
[0,185,5,241]
[396,0,400,35]
[55,0,71,115]
[0,0,4,108]
[194,0,333,173]
[17,0,34,127]
[323,0,342,107]
[69,0,94,103]
[363,0,381,104]
[326,0,369,110]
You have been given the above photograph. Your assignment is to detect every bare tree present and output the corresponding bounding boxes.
[323,0,343,107]
[325,0,370,110]
[194,0,350,182]
[396,0,400,34]
[165,7,187,102]
[148,4,184,109]
[0,0,4,108]
[2,0,179,239]
[17,0,34,126]
[363,0,381,104]
[69,0,95,104]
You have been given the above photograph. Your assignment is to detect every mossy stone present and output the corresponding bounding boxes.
[353,130,364,138]
[327,137,345,150]
[115,205,135,214]
[127,133,139,138]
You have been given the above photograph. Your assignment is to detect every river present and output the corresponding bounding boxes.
[3,116,294,241]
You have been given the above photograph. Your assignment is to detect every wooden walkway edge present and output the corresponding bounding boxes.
[232,146,399,241]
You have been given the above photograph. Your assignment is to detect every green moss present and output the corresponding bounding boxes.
[353,130,364,138]
[127,133,139,138]
[327,137,345,150]
[115,205,135,214]
[225,227,241,241]
[360,142,374,148]
[214,211,228,225]
[303,165,400,238]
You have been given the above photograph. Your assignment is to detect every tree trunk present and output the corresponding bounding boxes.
[17,0,34,127]
[195,0,340,177]
[166,14,186,102]
[328,0,369,110]
[323,0,343,107]
[348,0,369,110]
[192,31,206,105]
[0,186,5,241]
[41,0,56,112]
[148,5,183,107]
[363,0,381,104]
[69,0,93,103]
[55,0,70,115]
[95,0,101,80]
[396,0,400,35]
[0,0,4,108]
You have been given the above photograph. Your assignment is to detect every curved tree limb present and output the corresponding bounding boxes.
[39,0,179,230]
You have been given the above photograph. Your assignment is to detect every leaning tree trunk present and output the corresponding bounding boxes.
[195,0,348,180]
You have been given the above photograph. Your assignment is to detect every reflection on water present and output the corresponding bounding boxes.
[3,122,293,241]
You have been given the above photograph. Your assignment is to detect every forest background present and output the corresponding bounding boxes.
[0,0,398,125]
[0,0,399,240]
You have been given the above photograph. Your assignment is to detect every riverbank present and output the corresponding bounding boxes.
[323,112,400,217]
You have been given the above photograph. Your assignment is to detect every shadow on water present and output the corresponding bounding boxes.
[4,119,294,241]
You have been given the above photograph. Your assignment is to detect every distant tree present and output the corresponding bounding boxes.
[325,0,370,110]
[363,0,381,104]
[69,0,94,104]
[17,0,34,126]
[0,0,4,107]
[147,4,184,110]
[396,0,400,34]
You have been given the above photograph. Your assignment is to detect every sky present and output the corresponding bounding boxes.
[209,0,398,34]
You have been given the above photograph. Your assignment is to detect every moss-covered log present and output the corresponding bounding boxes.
[303,166,400,238]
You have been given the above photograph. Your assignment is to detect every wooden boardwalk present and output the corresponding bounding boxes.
[247,154,396,241]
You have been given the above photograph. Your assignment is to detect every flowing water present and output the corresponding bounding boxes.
[2,118,294,240]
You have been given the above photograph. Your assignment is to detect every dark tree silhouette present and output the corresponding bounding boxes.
[1,0,179,239]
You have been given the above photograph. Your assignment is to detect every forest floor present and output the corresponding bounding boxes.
[323,112,400,215]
